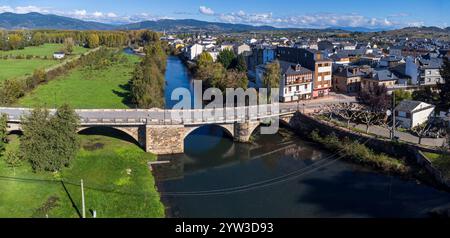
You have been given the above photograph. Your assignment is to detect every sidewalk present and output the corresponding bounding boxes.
[349,122,445,148]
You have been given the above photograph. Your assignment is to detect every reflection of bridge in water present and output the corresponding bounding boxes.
[1,104,299,155]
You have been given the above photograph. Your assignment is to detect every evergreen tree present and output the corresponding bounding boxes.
[233,54,248,72]
[217,49,236,69]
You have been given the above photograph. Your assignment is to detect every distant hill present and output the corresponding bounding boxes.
[120,19,277,32]
[0,12,114,30]
[0,12,448,35]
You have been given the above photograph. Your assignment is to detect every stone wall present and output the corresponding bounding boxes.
[146,125,187,154]
[233,121,260,142]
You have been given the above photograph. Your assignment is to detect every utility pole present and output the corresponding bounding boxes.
[391,93,396,140]
[81,179,86,218]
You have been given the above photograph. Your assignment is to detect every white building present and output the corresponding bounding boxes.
[53,52,65,59]
[186,44,204,60]
[234,43,251,55]
[395,100,435,129]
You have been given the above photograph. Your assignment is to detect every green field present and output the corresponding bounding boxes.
[0,133,165,218]
[0,43,88,58]
[0,59,59,82]
[0,44,90,83]
[17,53,139,109]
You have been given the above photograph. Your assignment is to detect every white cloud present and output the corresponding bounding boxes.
[217,11,399,29]
[93,11,103,18]
[199,6,214,15]
[0,5,49,14]
[73,9,87,16]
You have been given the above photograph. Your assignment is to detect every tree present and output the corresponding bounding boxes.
[20,105,79,172]
[393,89,412,106]
[438,58,450,110]
[63,37,75,54]
[217,49,236,69]
[0,79,26,105]
[197,52,213,66]
[0,114,7,154]
[357,84,391,113]
[335,103,362,128]
[4,150,22,176]
[31,32,44,46]
[224,70,249,90]
[412,86,439,105]
[263,60,281,93]
[87,34,100,48]
[232,54,247,72]
[8,34,22,50]
[359,109,382,134]
[412,122,432,145]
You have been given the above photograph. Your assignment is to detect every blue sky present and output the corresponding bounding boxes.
[0,0,449,28]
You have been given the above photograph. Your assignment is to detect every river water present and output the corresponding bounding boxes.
[154,55,450,218]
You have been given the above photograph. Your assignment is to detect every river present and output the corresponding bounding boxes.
[155,55,450,218]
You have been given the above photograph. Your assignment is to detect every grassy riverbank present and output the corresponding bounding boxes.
[16,53,139,109]
[0,134,165,218]
[310,130,408,174]
[423,152,450,180]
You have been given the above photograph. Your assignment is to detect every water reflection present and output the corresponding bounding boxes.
[153,54,450,218]
[153,127,450,218]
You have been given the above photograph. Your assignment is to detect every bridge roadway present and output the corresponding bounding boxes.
[0,95,356,155]
[0,102,334,125]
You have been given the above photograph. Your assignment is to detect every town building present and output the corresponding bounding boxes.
[332,66,363,94]
[395,100,435,128]
[185,43,204,60]
[405,56,444,85]
[234,43,251,55]
[278,61,313,102]
[361,69,398,91]
[53,52,65,59]
[277,47,333,98]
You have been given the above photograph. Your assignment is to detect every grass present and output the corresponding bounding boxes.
[0,134,165,218]
[17,53,140,109]
[0,44,89,83]
[0,59,59,82]
[0,44,88,58]
[423,151,450,180]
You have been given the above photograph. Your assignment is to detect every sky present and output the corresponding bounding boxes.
[0,0,449,29]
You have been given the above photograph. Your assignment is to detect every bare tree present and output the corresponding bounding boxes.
[412,122,432,145]
[319,104,336,120]
[335,103,362,128]
[359,109,381,134]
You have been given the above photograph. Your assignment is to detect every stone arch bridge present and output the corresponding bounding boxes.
[1,105,299,155]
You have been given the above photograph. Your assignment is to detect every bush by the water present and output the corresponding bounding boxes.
[310,129,407,173]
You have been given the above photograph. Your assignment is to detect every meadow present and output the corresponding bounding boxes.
[0,43,88,58]
[0,59,58,82]
[0,133,165,218]
[0,44,89,83]
[17,53,140,109]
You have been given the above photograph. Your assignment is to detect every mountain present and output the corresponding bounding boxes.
[120,19,277,32]
[0,12,114,30]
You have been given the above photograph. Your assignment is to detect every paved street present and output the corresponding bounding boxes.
[348,122,446,148]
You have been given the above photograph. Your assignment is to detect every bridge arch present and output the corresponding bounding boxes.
[77,126,143,148]
[183,124,235,141]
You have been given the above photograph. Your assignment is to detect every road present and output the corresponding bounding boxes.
[0,94,357,125]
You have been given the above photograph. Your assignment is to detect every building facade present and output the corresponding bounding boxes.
[277,47,332,98]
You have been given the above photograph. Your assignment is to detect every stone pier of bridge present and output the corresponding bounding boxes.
[145,121,260,155]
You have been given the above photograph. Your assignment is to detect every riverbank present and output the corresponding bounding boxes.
[288,112,450,190]
[0,132,165,218]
